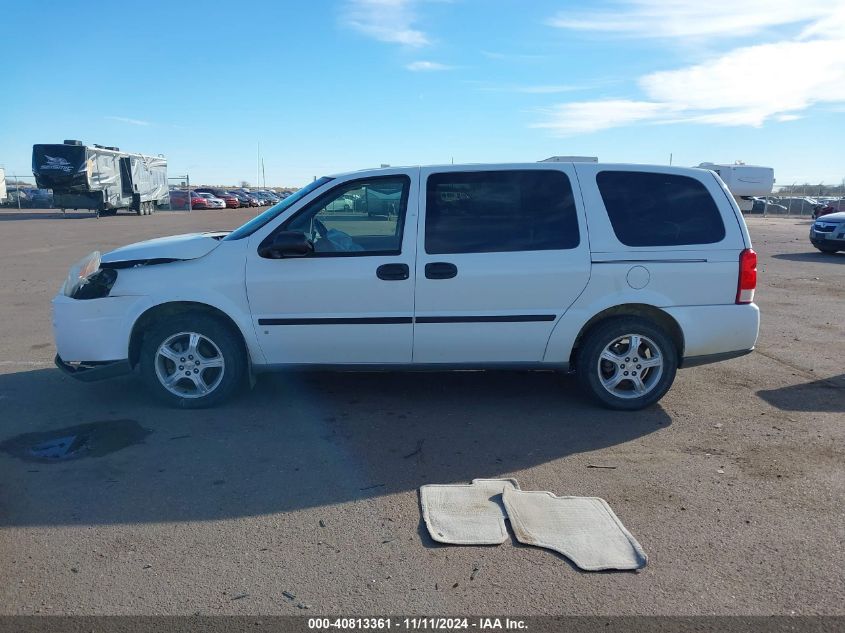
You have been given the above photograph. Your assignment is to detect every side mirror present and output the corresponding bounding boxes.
[258,231,314,258]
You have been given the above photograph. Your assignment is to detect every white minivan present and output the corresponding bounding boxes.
[53,163,760,410]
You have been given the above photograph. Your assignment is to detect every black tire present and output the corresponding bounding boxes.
[139,313,246,408]
[576,316,678,411]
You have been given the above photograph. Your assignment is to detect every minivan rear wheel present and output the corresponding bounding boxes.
[576,317,678,410]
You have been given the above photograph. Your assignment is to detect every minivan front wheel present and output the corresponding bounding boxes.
[576,317,678,410]
[140,314,245,408]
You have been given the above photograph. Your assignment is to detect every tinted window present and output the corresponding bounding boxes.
[596,171,726,247]
[425,170,579,254]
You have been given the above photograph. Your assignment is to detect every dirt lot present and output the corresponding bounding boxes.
[0,209,842,616]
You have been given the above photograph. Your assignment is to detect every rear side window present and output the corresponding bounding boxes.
[596,171,726,247]
[425,170,580,254]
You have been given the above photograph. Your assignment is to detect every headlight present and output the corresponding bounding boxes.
[62,251,101,297]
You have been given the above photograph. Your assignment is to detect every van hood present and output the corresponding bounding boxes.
[101,232,228,265]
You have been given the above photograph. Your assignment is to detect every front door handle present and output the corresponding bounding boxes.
[376,263,409,281]
[425,262,458,280]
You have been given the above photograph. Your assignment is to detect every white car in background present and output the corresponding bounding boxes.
[52,162,760,410]
[197,192,226,209]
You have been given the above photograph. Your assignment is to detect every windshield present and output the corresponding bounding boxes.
[224,177,333,240]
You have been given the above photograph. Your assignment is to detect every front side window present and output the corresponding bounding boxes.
[282,176,410,255]
[596,171,726,247]
[425,170,580,254]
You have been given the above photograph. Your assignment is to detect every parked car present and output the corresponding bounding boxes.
[228,192,251,207]
[52,163,759,410]
[813,200,845,219]
[169,190,208,210]
[255,191,280,205]
[220,192,241,208]
[750,198,787,214]
[234,190,260,207]
[30,188,54,208]
[809,212,845,253]
[212,191,240,208]
[197,193,226,209]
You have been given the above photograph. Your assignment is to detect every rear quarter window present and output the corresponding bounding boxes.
[596,171,726,247]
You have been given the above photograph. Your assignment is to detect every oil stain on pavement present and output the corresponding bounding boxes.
[0,419,151,463]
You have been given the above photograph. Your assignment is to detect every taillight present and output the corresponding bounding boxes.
[736,248,757,304]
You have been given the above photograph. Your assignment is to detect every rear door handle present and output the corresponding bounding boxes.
[376,263,409,281]
[425,262,458,279]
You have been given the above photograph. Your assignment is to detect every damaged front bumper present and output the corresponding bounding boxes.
[55,355,132,382]
[52,293,152,364]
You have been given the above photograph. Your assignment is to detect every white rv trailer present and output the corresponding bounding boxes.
[0,167,6,204]
[698,162,774,212]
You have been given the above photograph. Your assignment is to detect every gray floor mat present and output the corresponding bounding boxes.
[502,487,647,571]
[420,478,520,545]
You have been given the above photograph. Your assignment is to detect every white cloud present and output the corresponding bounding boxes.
[548,0,840,39]
[106,116,151,126]
[532,100,675,135]
[343,0,429,47]
[406,60,452,71]
[536,2,845,135]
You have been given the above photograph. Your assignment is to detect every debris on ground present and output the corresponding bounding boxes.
[282,591,296,601]
[420,478,647,571]
[586,464,617,469]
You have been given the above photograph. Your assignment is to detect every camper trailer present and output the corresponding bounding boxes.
[0,168,6,205]
[698,162,774,212]
[32,140,168,216]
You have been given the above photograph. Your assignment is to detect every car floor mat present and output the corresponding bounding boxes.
[420,478,520,545]
[502,487,647,571]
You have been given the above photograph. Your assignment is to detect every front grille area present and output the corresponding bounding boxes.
[813,224,837,233]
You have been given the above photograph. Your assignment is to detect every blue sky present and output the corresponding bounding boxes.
[1,0,843,187]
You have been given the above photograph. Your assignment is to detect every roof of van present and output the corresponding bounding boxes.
[327,162,714,179]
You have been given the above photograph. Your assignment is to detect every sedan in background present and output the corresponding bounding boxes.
[169,190,209,210]
[197,193,226,209]
[254,191,279,205]
[217,192,241,208]
[229,192,252,208]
